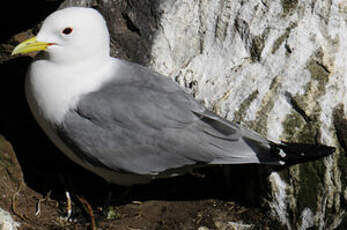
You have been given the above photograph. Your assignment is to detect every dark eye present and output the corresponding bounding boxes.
[62,27,73,35]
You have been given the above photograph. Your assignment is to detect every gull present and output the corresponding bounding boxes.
[12,7,334,186]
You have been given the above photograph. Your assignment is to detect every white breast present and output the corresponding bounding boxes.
[26,57,117,124]
[24,57,145,184]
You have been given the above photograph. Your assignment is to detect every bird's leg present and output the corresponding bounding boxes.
[98,182,114,217]
[223,165,232,192]
[64,191,73,221]
[104,185,113,210]
[101,184,134,219]
[58,174,75,221]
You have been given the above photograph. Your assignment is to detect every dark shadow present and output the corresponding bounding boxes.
[97,0,161,65]
[0,1,63,42]
[0,0,81,199]
[0,0,271,211]
[116,164,271,205]
[59,164,271,211]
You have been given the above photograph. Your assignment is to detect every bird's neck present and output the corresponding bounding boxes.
[50,52,110,70]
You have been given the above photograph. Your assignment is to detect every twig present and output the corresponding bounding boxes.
[77,195,96,230]
[11,182,25,220]
[35,191,55,216]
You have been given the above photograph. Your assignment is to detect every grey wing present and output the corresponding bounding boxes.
[57,62,274,176]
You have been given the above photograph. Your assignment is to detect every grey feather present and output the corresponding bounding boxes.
[56,60,334,178]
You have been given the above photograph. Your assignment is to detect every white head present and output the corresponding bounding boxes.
[13,7,110,65]
[13,7,117,124]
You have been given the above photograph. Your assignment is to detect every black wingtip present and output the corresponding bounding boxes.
[272,142,335,166]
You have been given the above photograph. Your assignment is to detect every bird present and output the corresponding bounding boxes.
[12,7,334,186]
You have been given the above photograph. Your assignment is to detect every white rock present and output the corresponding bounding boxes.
[0,208,20,230]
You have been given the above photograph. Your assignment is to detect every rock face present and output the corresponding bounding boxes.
[60,0,347,228]
[152,1,347,228]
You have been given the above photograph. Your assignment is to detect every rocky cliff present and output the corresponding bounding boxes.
[85,1,346,228]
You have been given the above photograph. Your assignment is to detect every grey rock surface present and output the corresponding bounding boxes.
[25,0,347,228]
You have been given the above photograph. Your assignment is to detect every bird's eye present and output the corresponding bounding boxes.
[62,27,73,35]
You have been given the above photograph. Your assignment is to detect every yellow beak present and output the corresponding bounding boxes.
[11,36,52,55]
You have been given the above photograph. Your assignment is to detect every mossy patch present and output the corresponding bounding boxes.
[246,75,282,136]
[279,47,333,221]
[215,15,228,41]
[306,49,330,95]
[106,206,122,220]
[333,104,347,203]
[296,160,326,214]
[233,90,259,123]
[251,35,265,62]
[288,48,329,124]
[281,48,329,142]
[337,154,347,209]
[272,23,297,54]
[214,1,231,42]
[281,0,298,17]
[281,112,317,144]
[250,28,270,62]
[333,104,347,152]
